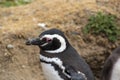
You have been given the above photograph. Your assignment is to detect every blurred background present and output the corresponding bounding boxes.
[0,0,120,80]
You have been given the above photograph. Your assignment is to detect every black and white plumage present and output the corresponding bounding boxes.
[26,28,94,80]
[101,46,120,80]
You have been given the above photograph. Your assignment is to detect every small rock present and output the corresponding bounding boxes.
[7,44,14,49]
[21,65,26,69]
[4,52,11,56]
[37,23,48,30]
[4,53,8,56]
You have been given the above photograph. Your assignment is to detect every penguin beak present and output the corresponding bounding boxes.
[26,38,41,45]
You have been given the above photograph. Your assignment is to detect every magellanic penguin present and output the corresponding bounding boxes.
[101,46,120,80]
[26,28,94,80]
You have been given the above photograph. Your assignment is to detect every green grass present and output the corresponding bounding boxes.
[83,12,120,42]
[0,0,32,7]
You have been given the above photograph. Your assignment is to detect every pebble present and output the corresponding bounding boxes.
[4,53,8,56]
[21,65,26,69]
[37,23,48,30]
[4,52,11,56]
[7,44,14,49]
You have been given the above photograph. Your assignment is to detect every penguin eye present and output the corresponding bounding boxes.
[42,37,52,42]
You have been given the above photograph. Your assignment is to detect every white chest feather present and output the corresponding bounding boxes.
[41,62,64,80]
[111,58,120,80]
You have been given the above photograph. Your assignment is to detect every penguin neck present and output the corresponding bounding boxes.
[39,51,71,79]
[40,49,66,58]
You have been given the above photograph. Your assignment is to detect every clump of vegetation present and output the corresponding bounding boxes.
[83,12,120,42]
[0,0,32,7]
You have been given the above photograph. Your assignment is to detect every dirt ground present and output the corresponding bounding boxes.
[0,0,120,80]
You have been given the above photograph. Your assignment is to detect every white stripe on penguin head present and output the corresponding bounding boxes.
[40,34,66,53]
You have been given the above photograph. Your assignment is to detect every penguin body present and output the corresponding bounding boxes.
[41,62,64,80]
[26,29,94,80]
[101,46,120,80]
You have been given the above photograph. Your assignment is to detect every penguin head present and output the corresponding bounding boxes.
[26,28,69,53]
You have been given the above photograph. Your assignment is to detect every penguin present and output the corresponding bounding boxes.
[101,46,120,80]
[26,28,94,80]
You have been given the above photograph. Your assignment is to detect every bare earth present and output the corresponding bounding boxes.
[0,0,120,80]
